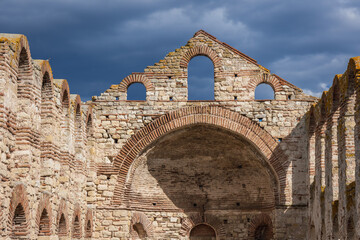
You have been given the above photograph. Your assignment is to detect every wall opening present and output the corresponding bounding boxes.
[38,208,50,236]
[133,223,147,239]
[41,72,52,113]
[12,203,27,239]
[255,83,274,100]
[188,56,214,100]
[254,224,270,240]
[85,220,92,238]
[17,48,31,93]
[127,83,146,101]
[72,215,81,238]
[190,224,216,240]
[58,214,67,236]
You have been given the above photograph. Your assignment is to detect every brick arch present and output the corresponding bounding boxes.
[180,45,222,70]
[248,75,284,96]
[72,204,82,239]
[84,209,93,238]
[180,213,226,238]
[111,106,287,205]
[15,36,32,75]
[118,74,154,93]
[8,184,30,238]
[57,199,69,237]
[35,193,52,236]
[130,211,154,238]
[248,213,274,239]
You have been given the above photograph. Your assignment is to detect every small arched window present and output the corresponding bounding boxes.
[133,223,147,239]
[17,48,31,90]
[85,220,92,238]
[58,213,67,236]
[190,224,216,240]
[127,83,146,101]
[41,72,52,106]
[72,215,81,238]
[12,203,27,238]
[38,208,50,236]
[188,56,214,100]
[255,83,274,100]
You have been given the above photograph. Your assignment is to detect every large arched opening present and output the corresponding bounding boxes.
[190,224,216,240]
[124,124,278,237]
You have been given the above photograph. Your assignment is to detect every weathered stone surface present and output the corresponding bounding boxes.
[0,30,359,239]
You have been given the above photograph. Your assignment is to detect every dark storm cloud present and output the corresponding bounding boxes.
[1,0,359,100]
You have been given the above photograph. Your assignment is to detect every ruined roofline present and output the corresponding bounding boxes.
[194,30,302,92]
[194,29,258,65]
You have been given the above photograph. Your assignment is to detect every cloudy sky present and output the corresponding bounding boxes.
[1,0,359,100]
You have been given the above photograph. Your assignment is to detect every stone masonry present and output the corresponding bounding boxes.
[0,30,359,239]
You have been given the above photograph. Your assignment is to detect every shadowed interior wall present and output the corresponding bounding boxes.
[126,124,276,212]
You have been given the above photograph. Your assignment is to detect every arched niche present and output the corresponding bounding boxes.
[124,124,278,216]
[190,224,216,240]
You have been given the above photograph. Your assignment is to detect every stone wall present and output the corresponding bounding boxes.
[1,30,358,239]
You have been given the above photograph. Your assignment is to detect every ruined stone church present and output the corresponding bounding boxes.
[0,30,359,239]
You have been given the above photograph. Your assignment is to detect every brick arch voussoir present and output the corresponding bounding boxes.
[248,75,284,95]
[180,45,222,69]
[248,213,274,239]
[118,74,154,93]
[8,183,30,235]
[180,213,226,238]
[130,212,154,238]
[57,199,69,235]
[35,193,52,236]
[112,106,286,205]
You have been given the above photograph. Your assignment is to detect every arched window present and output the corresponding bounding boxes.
[85,220,92,238]
[17,48,31,92]
[255,83,274,100]
[127,83,146,101]
[72,215,81,238]
[41,72,52,107]
[58,213,67,236]
[38,209,50,236]
[188,56,214,100]
[12,204,27,239]
[133,223,147,239]
[190,224,216,240]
